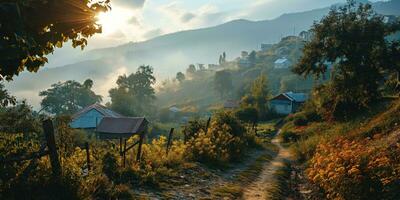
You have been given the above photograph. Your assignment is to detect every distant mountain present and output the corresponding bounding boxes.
[6,0,400,108]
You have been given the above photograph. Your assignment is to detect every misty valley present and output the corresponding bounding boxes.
[1,0,400,200]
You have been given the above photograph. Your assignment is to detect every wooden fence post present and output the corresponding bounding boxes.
[85,142,91,171]
[123,139,127,167]
[166,128,174,155]
[206,117,211,131]
[42,119,61,177]
[136,133,144,162]
[119,137,123,156]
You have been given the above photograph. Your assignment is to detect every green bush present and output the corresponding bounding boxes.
[280,131,299,143]
[186,111,256,165]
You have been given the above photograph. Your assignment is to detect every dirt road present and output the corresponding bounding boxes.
[242,131,293,200]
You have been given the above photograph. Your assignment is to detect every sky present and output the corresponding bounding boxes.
[91,0,355,48]
[45,0,381,67]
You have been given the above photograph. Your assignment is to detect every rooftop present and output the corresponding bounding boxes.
[274,58,289,64]
[72,103,122,120]
[284,92,308,102]
[96,117,149,135]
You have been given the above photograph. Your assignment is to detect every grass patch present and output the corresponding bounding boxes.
[211,183,243,199]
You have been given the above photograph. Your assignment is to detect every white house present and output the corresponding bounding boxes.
[274,57,291,69]
[270,92,308,115]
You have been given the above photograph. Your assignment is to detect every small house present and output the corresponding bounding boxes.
[270,92,308,115]
[169,106,181,113]
[70,103,122,129]
[274,57,291,69]
[239,58,251,68]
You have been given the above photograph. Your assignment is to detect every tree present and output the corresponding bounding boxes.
[214,70,233,99]
[248,50,257,66]
[219,52,227,65]
[234,107,259,126]
[0,101,40,133]
[186,64,196,75]
[198,64,206,71]
[109,65,156,116]
[0,0,110,80]
[0,82,16,107]
[241,75,270,119]
[176,72,185,83]
[293,0,400,119]
[39,79,102,115]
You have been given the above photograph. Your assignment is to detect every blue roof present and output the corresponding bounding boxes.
[72,103,122,120]
[274,58,289,64]
[283,92,308,102]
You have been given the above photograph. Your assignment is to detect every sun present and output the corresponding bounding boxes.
[96,8,133,35]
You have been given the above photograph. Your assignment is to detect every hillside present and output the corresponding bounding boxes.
[5,0,400,108]
[279,98,400,199]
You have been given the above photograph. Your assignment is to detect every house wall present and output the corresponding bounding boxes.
[270,99,293,115]
[70,109,104,129]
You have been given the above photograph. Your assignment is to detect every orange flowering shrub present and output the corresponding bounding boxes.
[308,136,400,200]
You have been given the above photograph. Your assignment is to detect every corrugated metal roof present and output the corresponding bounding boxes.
[96,117,149,134]
[283,92,308,102]
[169,106,181,113]
[274,58,289,64]
[72,103,122,120]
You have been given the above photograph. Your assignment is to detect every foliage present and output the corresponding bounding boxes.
[0,0,110,80]
[0,101,40,133]
[39,79,102,115]
[214,70,233,99]
[109,65,156,117]
[176,72,185,83]
[293,0,400,119]
[182,119,206,141]
[241,74,271,119]
[308,136,400,200]
[234,106,259,125]
[186,64,197,77]
[280,131,300,143]
[0,82,16,107]
[186,111,255,165]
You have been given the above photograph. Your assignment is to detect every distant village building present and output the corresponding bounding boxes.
[270,92,308,115]
[239,58,252,68]
[169,106,181,113]
[208,64,222,71]
[261,44,272,52]
[274,57,291,69]
[224,100,239,109]
[70,103,122,129]
[383,15,397,24]
[299,31,313,41]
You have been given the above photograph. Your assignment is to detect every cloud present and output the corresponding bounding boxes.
[111,0,146,9]
[128,16,141,26]
[181,13,195,23]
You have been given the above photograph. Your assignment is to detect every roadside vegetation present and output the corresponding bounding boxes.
[278,1,400,199]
